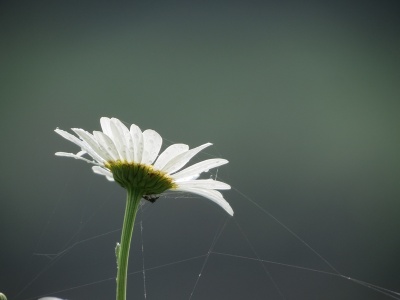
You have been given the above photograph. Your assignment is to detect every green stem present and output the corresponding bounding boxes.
[116,188,143,300]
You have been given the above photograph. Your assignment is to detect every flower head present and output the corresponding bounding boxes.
[55,117,233,215]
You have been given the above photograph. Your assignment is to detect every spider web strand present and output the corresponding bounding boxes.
[188,216,229,300]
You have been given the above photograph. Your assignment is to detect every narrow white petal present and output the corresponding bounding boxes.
[130,124,143,162]
[87,134,113,162]
[124,132,135,162]
[76,150,87,157]
[162,143,212,174]
[55,128,86,149]
[109,118,128,160]
[100,117,113,137]
[174,187,233,216]
[177,179,231,190]
[153,144,189,170]
[92,166,114,181]
[172,158,229,181]
[93,131,119,161]
[55,128,104,163]
[112,118,135,162]
[55,152,100,165]
[141,129,163,165]
[72,129,107,163]
[175,174,200,182]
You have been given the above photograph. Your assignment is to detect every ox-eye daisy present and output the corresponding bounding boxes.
[55,117,233,300]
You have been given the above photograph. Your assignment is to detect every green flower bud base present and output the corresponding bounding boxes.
[107,161,176,195]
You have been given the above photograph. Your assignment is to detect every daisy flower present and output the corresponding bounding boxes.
[55,117,233,216]
[55,117,233,300]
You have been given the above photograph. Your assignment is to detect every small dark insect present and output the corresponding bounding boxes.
[143,194,160,203]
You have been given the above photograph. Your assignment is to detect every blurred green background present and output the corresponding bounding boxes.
[1,1,399,299]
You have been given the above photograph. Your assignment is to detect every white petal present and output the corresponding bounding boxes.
[76,150,86,157]
[92,166,114,181]
[153,144,189,170]
[162,143,212,174]
[172,158,229,181]
[93,131,119,161]
[109,118,128,160]
[177,179,231,190]
[177,174,200,181]
[141,129,163,165]
[55,128,84,148]
[100,117,113,137]
[112,119,135,162]
[55,152,100,165]
[174,187,233,216]
[72,129,107,163]
[55,128,104,164]
[130,124,143,162]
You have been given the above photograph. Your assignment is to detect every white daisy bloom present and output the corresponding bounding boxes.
[55,117,233,216]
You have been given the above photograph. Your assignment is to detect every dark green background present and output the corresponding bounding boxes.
[1,1,399,299]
